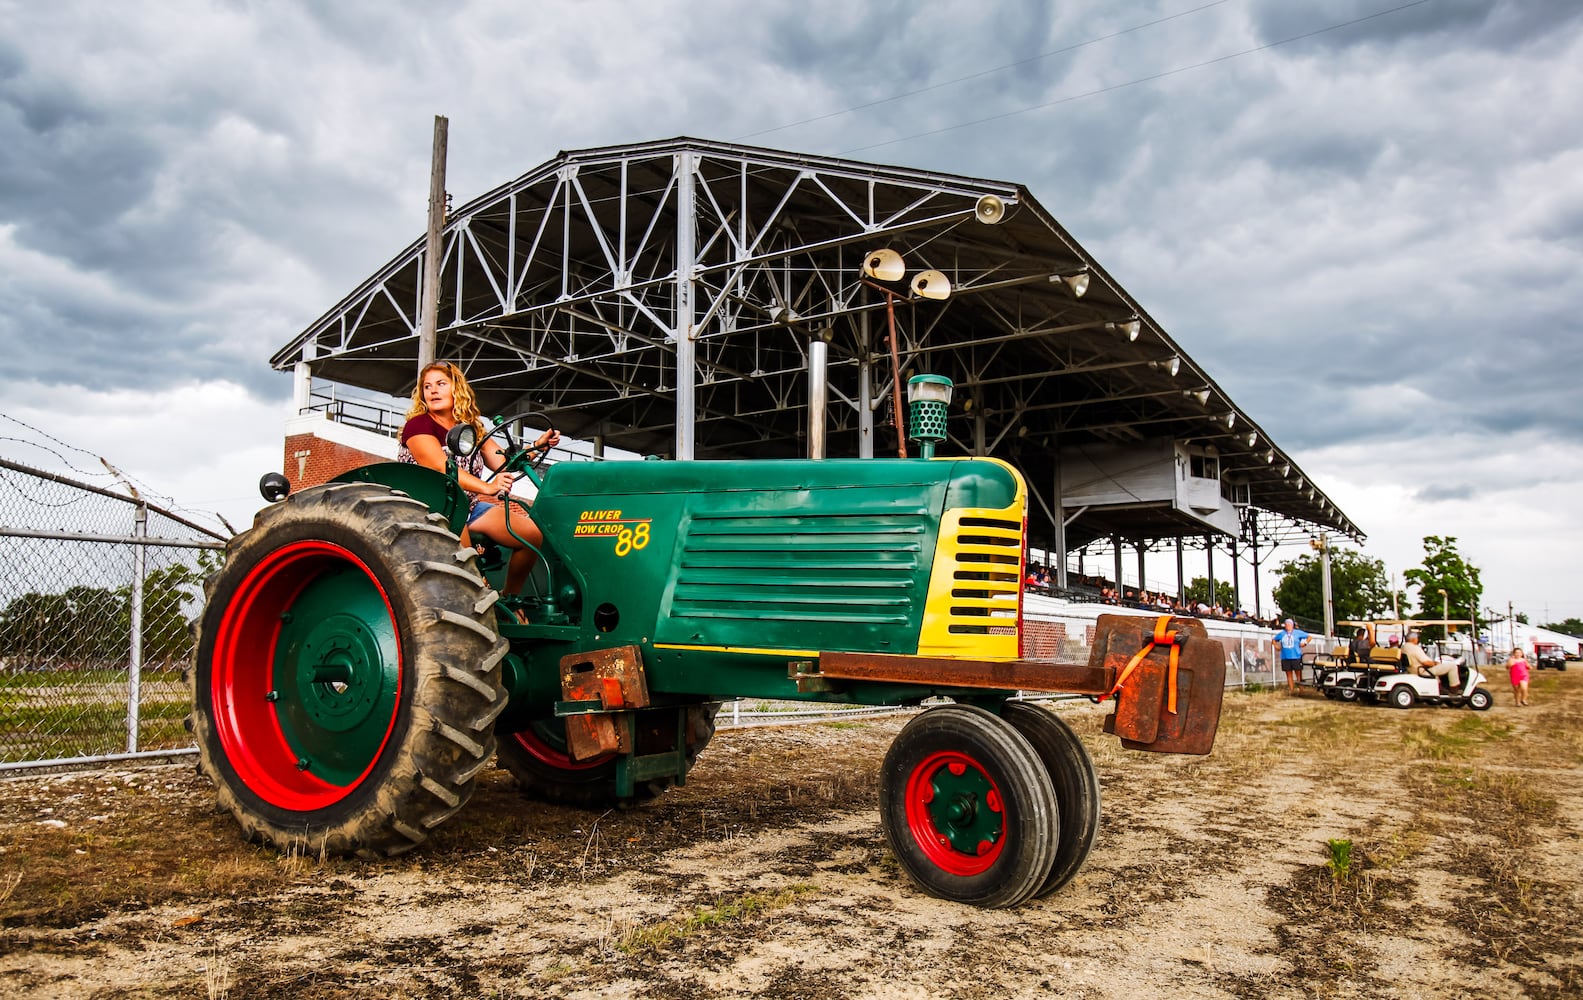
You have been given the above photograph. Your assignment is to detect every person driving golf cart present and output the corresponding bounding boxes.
[1402,630,1460,689]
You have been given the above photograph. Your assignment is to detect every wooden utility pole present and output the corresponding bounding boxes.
[418,115,449,372]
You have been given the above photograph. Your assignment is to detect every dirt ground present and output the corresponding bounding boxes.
[1,667,1580,1000]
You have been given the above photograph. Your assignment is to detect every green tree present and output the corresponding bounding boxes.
[1183,577,1235,610]
[1544,617,1583,636]
[1402,536,1482,641]
[132,556,215,666]
[1271,548,1399,631]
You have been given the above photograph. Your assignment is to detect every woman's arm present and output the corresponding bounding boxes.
[407,433,516,496]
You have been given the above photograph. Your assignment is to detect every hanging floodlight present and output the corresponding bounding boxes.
[1246,432,1258,447]
[1221,412,1237,429]
[1107,318,1141,341]
[911,269,951,300]
[1052,270,1089,297]
[1151,356,1181,377]
[1185,388,1210,406]
[862,248,906,282]
[974,194,1007,225]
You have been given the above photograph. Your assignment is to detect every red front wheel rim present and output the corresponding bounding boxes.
[903,749,1007,876]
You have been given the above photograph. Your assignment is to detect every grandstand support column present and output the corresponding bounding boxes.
[1051,450,1068,589]
[1250,515,1262,619]
[973,412,987,456]
[1176,536,1185,602]
[1112,535,1123,599]
[292,360,313,416]
[1231,539,1241,611]
[1136,543,1147,599]
[858,313,874,459]
[1206,535,1215,607]
[674,151,698,460]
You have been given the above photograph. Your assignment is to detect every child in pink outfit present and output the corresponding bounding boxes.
[1507,650,1530,706]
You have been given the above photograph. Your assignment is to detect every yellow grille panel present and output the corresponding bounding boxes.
[917,509,1024,659]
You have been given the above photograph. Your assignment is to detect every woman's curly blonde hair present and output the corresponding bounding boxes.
[407,361,484,431]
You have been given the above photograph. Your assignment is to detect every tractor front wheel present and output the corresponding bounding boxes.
[879,704,1058,908]
[189,482,508,858]
[1000,701,1100,898]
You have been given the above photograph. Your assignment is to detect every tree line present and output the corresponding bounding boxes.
[0,554,216,670]
[1271,535,1574,640]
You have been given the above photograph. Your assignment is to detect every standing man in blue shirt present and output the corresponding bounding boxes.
[1272,618,1311,695]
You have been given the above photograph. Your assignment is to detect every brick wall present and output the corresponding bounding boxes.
[282,432,388,490]
[280,413,398,491]
[1021,619,1068,659]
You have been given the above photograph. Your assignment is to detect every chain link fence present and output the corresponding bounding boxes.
[0,458,227,771]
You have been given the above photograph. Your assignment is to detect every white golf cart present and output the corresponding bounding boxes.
[1374,655,1492,710]
[1317,620,1493,710]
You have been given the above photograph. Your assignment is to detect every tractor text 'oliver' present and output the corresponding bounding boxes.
[188,415,1224,908]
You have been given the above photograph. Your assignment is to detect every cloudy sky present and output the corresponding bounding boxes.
[2,0,1579,625]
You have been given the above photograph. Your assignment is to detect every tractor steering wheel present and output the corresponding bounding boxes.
[474,411,558,477]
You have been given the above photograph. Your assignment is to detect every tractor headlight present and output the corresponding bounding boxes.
[445,423,478,457]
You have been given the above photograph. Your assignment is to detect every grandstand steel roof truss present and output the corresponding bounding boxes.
[274,137,1359,562]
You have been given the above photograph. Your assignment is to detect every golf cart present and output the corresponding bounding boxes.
[1316,620,1490,709]
[1364,626,1493,710]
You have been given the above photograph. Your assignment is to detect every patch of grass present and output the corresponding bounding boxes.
[1401,714,1515,761]
[1325,838,1354,886]
[1,698,191,764]
[614,884,817,955]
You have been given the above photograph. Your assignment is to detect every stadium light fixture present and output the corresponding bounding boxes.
[1051,269,1089,297]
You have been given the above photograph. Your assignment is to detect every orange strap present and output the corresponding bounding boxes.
[1103,615,1184,714]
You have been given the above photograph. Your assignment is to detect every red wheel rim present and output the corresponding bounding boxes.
[508,723,614,771]
[903,749,1007,876]
[209,540,402,810]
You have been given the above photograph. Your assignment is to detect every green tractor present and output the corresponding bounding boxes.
[188,415,1224,908]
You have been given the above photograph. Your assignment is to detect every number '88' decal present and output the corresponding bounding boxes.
[614,522,650,557]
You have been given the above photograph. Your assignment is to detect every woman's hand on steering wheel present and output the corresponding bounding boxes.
[530,428,561,467]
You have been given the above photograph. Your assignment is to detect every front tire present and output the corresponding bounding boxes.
[880,705,1058,909]
[1000,701,1101,898]
[189,483,508,857]
[1468,687,1493,711]
[1389,685,1416,710]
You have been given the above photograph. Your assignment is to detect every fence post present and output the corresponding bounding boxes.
[127,501,147,753]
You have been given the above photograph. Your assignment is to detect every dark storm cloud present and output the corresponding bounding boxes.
[1415,483,1475,502]
[1245,0,1575,51]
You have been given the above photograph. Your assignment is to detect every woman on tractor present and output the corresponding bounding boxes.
[398,360,560,598]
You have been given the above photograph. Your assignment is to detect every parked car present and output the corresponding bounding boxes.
[1534,643,1568,671]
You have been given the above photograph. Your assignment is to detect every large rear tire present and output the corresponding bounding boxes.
[189,482,508,858]
[496,704,718,807]
[879,704,1058,909]
[1001,701,1101,897]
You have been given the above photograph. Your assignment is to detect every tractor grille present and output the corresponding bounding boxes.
[668,507,930,628]
[940,515,1023,636]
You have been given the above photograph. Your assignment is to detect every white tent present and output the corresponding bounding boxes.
[1483,619,1582,657]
